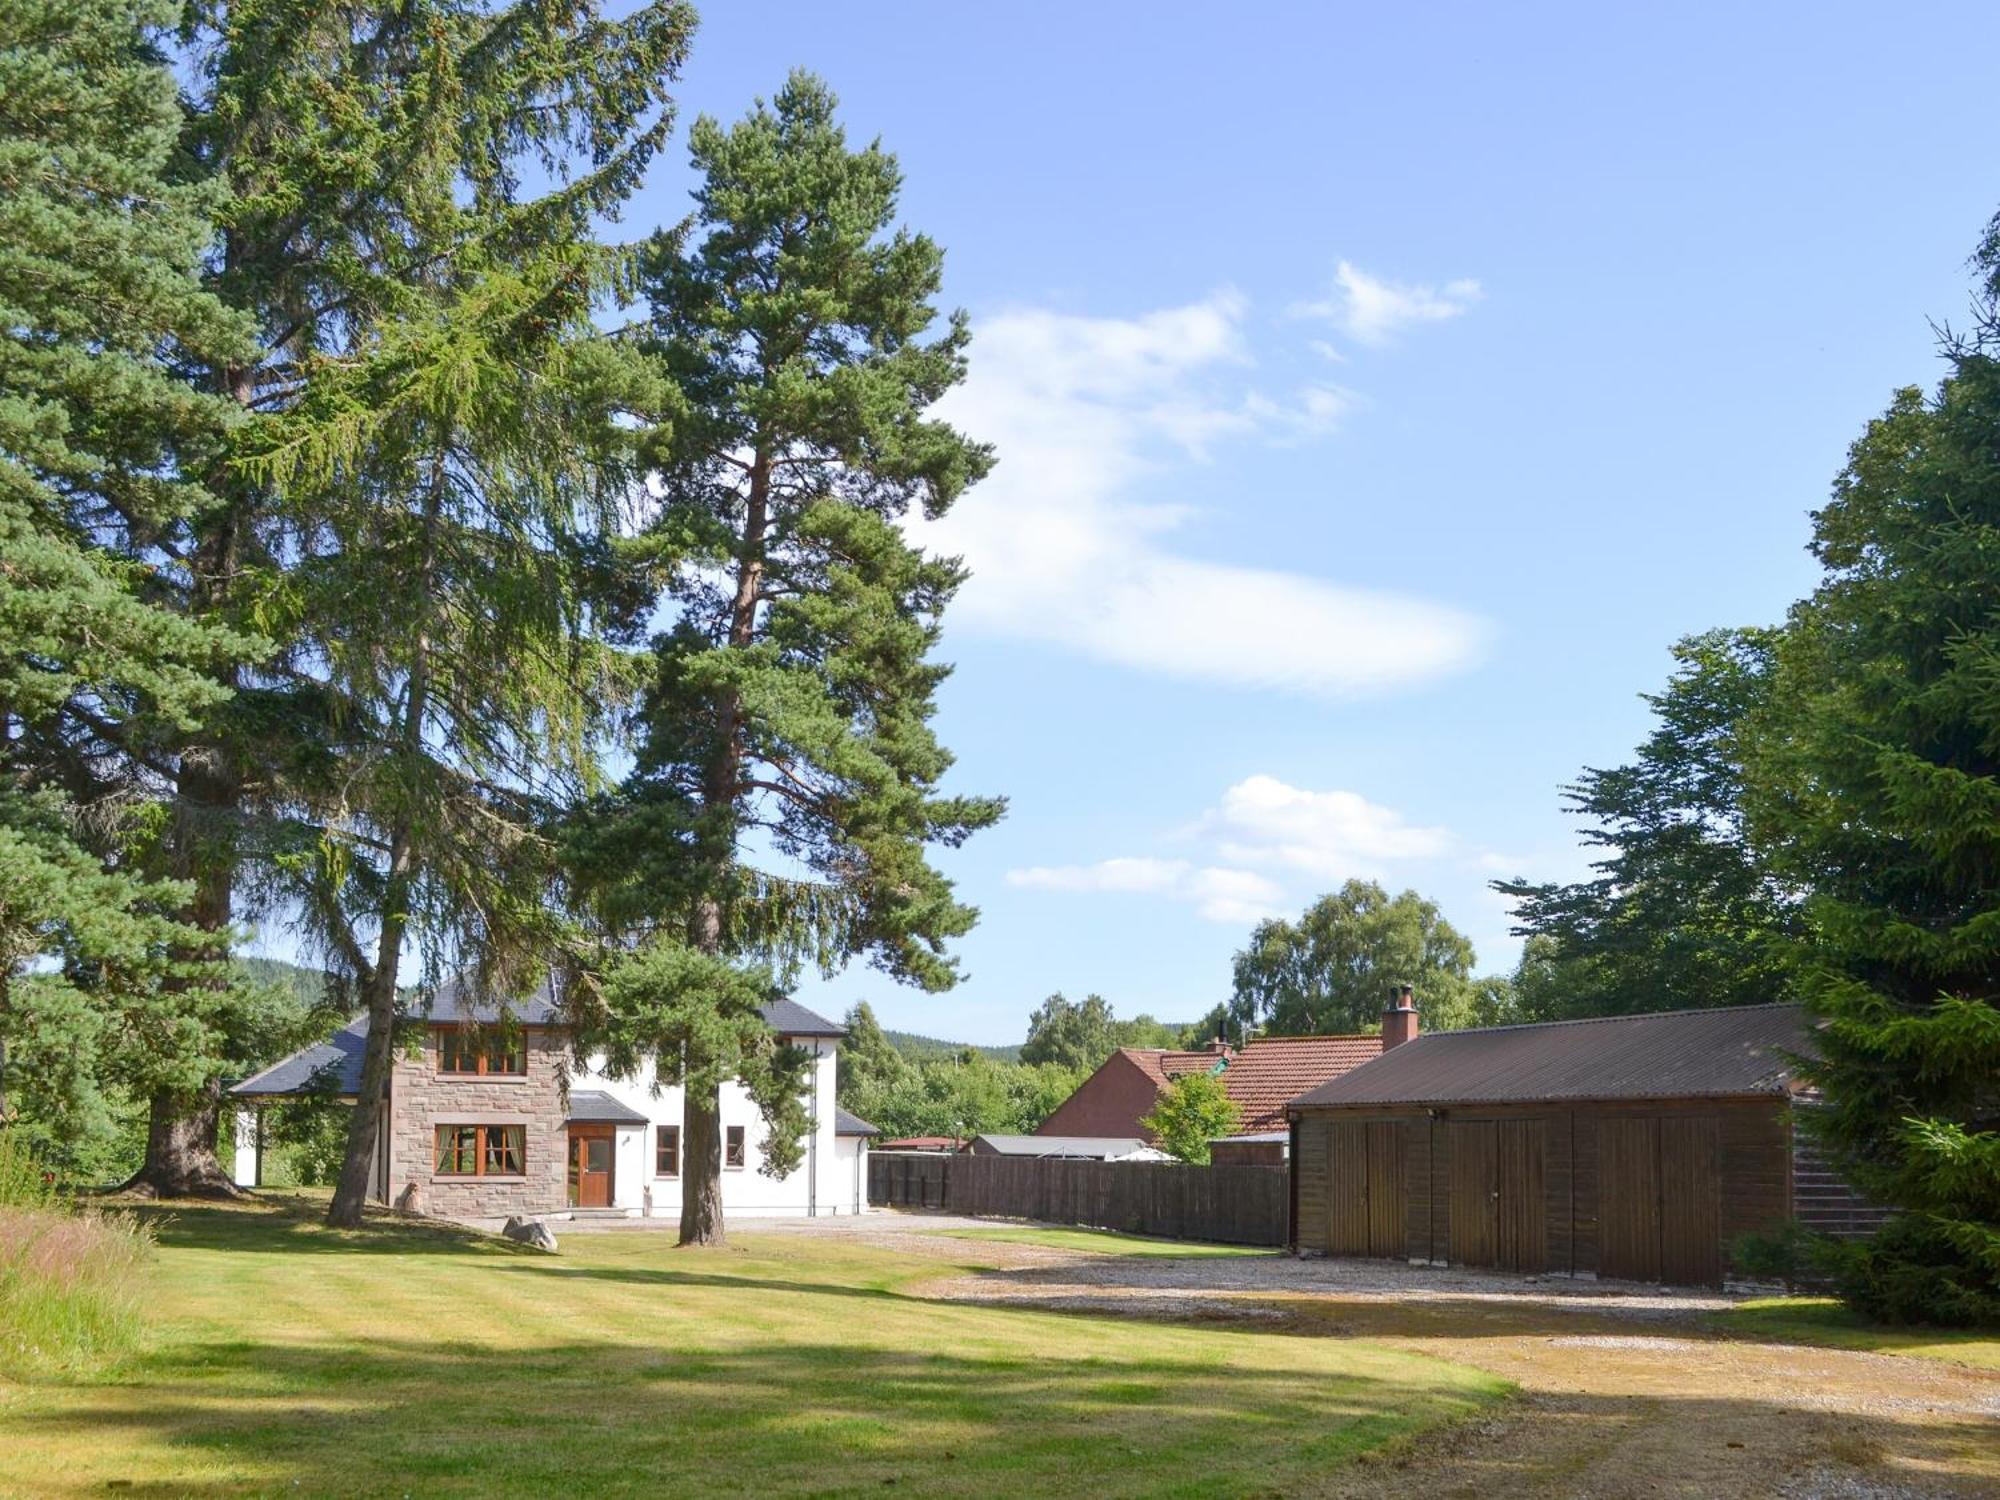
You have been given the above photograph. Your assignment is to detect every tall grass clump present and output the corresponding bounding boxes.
[0,1131,153,1376]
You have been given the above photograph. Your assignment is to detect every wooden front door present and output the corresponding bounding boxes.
[568,1127,614,1208]
[1448,1119,1547,1272]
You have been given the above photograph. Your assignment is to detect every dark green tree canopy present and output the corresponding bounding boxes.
[570,73,1002,1244]
[1740,219,2000,1324]
[1229,880,1479,1036]
[1497,629,1801,1021]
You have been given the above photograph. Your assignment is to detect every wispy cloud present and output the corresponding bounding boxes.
[1292,261,1482,347]
[912,293,1486,696]
[1007,858,1287,925]
[1009,775,1467,926]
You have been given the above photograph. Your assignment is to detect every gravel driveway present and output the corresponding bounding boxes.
[836,1213,2000,1500]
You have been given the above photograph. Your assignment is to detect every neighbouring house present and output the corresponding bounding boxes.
[1287,1000,1886,1289]
[229,978,878,1221]
[964,1133,1169,1162]
[1035,1020,1389,1146]
[875,1135,963,1153]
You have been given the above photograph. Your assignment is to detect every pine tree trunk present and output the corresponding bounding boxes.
[677,449,768,1248]
[326,472,440,1229]
[679,1077,726,1247]
[127,813,241,1198]
[325,957,400,1227]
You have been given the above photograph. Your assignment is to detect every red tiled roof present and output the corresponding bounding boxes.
[1123,1047,1230,1091]
[1220,1034,1382,1131]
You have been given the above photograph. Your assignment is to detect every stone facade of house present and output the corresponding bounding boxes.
[386,1026,570,1221]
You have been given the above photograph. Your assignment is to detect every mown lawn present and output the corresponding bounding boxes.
[1711,1296,2000,1371]
[0,1197,1504,1498]
[942,1226,1275,1258]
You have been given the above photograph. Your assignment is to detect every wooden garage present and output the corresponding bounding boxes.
[1288,1003,1881,1288]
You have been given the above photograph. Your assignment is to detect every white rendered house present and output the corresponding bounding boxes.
[230,979,876,1221]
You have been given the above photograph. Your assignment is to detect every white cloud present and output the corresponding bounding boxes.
[1199,774,1453,881]
[1292,261,1482,346]
[1007,858,1286,924]
[912,293,1486,697]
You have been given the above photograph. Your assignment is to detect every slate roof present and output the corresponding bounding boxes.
[566,1090,650,1124]
[1221,1034,1382,1131]
[1289,1004,1812,1111]
[834,1107,879,1137]
[232,1014,369,1097]
[760,997,847,1037]
[230,985,846,1100]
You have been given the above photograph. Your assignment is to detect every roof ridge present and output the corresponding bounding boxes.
[1241,1032,1380,1044]
[1410,1001,1803,1040]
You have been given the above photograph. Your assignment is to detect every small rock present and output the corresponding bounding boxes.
[501,1215,558,1252]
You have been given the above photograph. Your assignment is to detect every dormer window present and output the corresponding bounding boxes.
[436,1028,527,1076]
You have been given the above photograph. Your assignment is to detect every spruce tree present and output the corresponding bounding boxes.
[0,0,261,1175]
[571,74,1002,1246]
[1745,219,2000,1325]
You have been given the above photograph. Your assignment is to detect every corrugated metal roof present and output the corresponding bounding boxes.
[1290,1004,1812,1110]
[972,1134,1159,1158]
[566,1090,650,1124]
[834,1106,878,1136]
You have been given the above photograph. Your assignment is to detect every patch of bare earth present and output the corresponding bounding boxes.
[864,1220,2000,1499]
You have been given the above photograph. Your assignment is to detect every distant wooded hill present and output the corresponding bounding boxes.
[881,1030,1021,1064]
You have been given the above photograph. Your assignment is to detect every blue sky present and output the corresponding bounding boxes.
[256,2,2000,1042]
[661,1,1999,1042]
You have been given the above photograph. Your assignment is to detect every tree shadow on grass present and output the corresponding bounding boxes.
[14,1333,1995,1499]
[11,1333,1491,1499]
[129,1193,538,1259]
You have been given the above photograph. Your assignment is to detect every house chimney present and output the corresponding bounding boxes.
[1381,984,1419,1050]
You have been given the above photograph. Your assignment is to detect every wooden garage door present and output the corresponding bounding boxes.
[1448,1120,1546,1272]
[1328,1120,1406,1258]
[1599,1116,1722,1286]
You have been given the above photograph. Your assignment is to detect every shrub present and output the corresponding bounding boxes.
[1730,1219,1825,1290]
[0,1133,153,1374]
[1817,1214,2000,1330]
[0,1129,56,1208]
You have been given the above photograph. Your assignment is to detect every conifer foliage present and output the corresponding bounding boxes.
[0,0,260,1173]
[1744,222,2000,1325]
[570,74,1002,1245]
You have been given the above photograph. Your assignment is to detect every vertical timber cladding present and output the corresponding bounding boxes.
[1325,1119,1406,1257]
[1446,1118,1549,1273]
[1598,1114,1724,1286]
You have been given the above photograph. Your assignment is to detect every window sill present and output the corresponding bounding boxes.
[431,1174,529,1183]
[434,1073,530,1083]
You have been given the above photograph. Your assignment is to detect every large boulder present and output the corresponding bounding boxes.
[501,1215,558,1252]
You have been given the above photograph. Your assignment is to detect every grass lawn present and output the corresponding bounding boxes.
[941,1226,1275,1258]
[0,1197,1504,1498]
[1710,1296,2000,1371]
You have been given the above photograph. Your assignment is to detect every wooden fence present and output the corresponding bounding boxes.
[866,1151,1288,1247]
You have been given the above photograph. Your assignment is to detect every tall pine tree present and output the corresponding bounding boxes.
[1745,219,2000,1325]
[0,0,263,1175]
[570,73,1002,1246]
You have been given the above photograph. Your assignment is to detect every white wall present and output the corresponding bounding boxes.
[579,1036,866,1217]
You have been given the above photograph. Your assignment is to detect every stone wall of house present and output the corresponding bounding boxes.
[386,1026,570,1220]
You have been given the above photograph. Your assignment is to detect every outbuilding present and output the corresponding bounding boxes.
[1287,1002,1883,1288]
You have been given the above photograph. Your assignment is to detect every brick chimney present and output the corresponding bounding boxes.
[1381,984,1419,1050]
